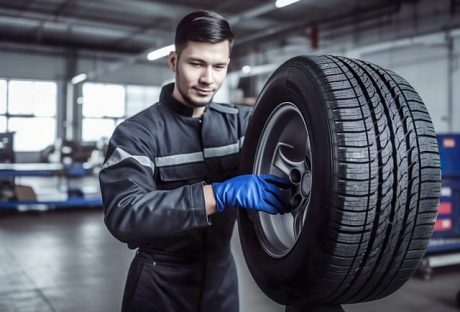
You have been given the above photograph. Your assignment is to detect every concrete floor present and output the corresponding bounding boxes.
[0,208,459,312]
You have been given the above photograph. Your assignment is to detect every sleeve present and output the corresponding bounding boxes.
[99,120,210,245]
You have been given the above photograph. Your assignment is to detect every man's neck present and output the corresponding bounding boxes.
[172,86,206,118]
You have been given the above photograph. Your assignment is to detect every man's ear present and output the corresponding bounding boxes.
[168,51,177,72]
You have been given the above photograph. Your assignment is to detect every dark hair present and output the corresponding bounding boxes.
[175,11,234,55]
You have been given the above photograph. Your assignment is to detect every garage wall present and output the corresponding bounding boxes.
[0,48,171,86]
[0,49,68,150]
[0,47,172,162]
[343,29,460,134]
[328,0,460,133]
[0,50,66,80]
[76,58,172,86]
[453,36,460,133]
[237,36,459,134]
[2,0,460,137]
[236,0,460,134]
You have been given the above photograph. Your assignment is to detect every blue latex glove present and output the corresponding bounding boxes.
[212,174,292,214]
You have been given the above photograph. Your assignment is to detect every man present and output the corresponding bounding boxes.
[99,10,290,312]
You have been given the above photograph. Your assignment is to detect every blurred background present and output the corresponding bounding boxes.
[0,0,459,311]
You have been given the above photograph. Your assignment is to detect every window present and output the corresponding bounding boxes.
[8,117,56,151]
[0,80,6,137]
[0,80,6,114]
[0,116,6,132]
[82,83,125,118]
[0,79,57,151]
[81,83,160,142]
[126,85,160,117]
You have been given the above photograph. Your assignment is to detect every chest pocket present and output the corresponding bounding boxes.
[205,153,240,183]
[157,162,206,190]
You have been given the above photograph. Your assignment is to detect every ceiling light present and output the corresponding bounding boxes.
[147,44,175,61]
[242,65,252,74]
[71,73,87,85]
[275,0,301,8]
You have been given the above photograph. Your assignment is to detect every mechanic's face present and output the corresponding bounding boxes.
[168,40,230,111]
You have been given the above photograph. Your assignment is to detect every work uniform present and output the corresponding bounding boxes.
[99,83,252,312]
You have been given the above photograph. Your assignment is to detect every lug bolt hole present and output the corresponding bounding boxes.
[290,169,301,184]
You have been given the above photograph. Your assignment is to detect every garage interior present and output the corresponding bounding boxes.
[0,0,460,311]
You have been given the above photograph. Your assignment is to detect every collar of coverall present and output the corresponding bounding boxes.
[161,82,208,118]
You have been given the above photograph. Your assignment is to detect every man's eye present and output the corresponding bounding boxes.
[190,62,202,67]
[214,65,226,71]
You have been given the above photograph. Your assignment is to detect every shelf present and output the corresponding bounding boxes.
[427,238,460,254]
[0,197,102,209]
[0,163,101,211]
[0,163,95,177]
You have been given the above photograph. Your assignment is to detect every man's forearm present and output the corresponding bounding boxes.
[203,184,217,216]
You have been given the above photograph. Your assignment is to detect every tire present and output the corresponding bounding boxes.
[456,290,460,308]
[238,55,441,306]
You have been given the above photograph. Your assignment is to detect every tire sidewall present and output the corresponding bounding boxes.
[238,57,337,305]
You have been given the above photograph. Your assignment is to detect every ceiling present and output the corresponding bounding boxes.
[0,0,407,58]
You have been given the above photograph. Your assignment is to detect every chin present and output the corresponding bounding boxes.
[190,96,213,107]
[193,101,212,107]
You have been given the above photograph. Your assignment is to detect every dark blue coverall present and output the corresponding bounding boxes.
[99,83,252,312]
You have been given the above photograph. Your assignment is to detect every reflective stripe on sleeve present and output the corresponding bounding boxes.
[101,147,155,174]
[155,152,204,167]
[204,142,239,158]
[147,136,246,168]
[203,137,245,158]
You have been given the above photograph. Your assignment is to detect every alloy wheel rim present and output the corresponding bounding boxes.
[251,102,312,258]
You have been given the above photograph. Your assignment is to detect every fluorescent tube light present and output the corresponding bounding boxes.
[71,73,87,85]
[147,44,175,61]
[275,0,300,8]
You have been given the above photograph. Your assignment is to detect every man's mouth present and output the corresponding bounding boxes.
[194,87,213,95]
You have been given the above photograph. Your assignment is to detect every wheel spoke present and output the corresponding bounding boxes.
[292,203,303,238]
[273,143,295,177]
[273,142,307,183]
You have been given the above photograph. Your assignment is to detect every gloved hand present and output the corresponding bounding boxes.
[212,174,292,214]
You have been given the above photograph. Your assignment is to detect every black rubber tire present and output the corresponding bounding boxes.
[456,290,460,308]
[238,55,441,306]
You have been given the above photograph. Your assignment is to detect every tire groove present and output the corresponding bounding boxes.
[323,55,378,302]
[367,64,428,299]
[336,57,400,302]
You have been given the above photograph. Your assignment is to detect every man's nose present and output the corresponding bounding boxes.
[199,66,213,84]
